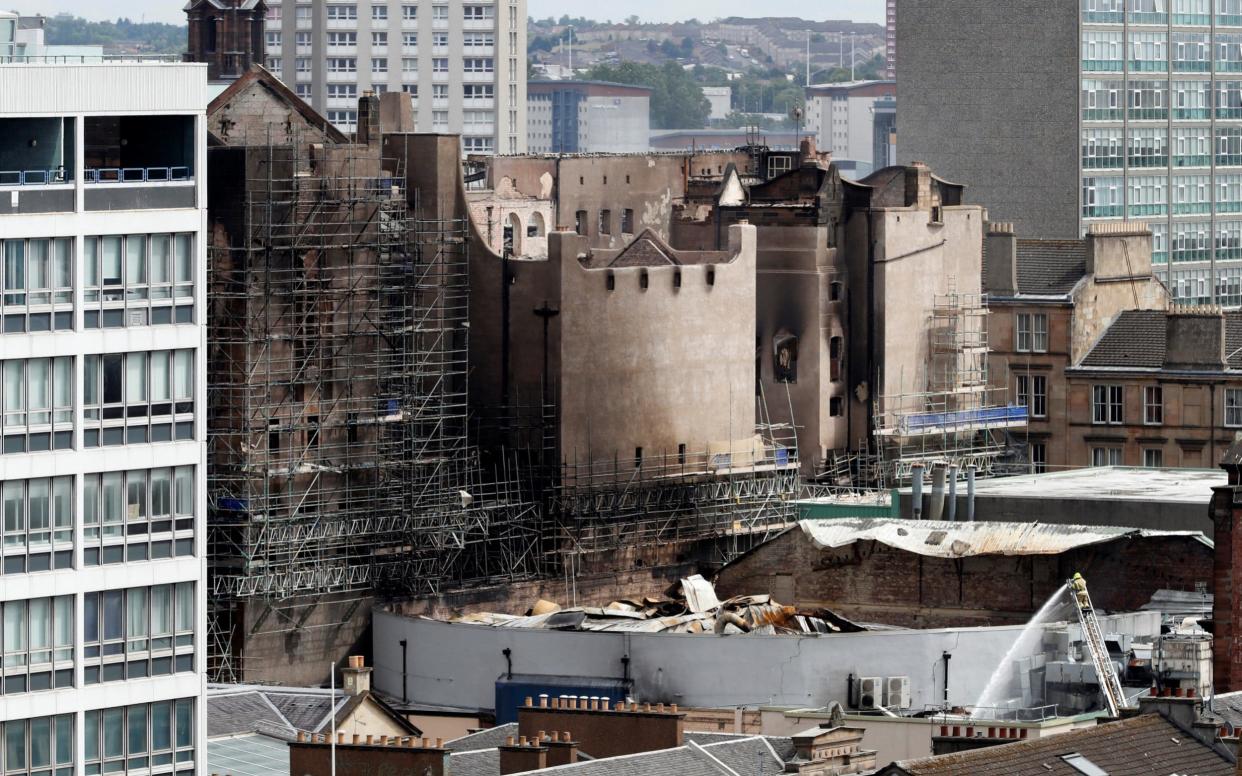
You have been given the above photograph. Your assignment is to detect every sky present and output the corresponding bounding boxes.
[10,0,883,27]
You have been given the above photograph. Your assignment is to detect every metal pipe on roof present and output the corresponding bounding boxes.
[910,464,924,519]
[966,465,977,522]
[929,463,947,522]
[947,465,958,521]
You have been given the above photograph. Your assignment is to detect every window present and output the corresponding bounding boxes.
[372,32,387,48]
[1082,78,1123,121]
[1,238,73,334]
[1015,313,1048,352]
[402,4,417,20]
[1083,128,1124,169]
[371,4,387,19]
[1092,384,1124,424]
[1091,446,1123,467]
[1144,448,1164,468]
[1062,752,1109,776]
[433,84,449,99]
[433,32,449,48]
[829,397,844,417]
[295,31,311,49]
[0,714,73,776]
[463,4,494,19]
[463,137,493,153]
[621,208,635,234]
[295,83,312,99]
[575,210,588,235]
[1016,375,1048,419]
[326,4,357,20]
[464,84,495,100]
[327,84,358,100]
[84,699,195,775]
[371,57,388,74]
[1144,385,1163,424]
[1228,388,1242,426]
[1,358,74,455]
[432,111,448,130]
[2,477,72,574]
[265,31,281,48]
[83,234,194,329]
[433,58,449,73]
[403,32,417,48]
[82,350,195,448]
[599,209,612,235]
[1030,443,1047,474]
[327,58,357,73]
[1082,31,1123,71]
[464,32,495,47]
[295,57,312,75]
[83,584,195,685]
[402,84,418,97]
[402,57,418,73]
[265,57,282,76]
[326,32,357,47]
[82,466,194,567]
[1082,175,1123,218]
[0,596,74,695]
[463,57,494,73]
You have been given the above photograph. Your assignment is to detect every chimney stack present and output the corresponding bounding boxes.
[1166,306,1226,370]
[547,731,579,767]
[341,655,372,696]
[498,736,547,774]
[984,222,1018,296]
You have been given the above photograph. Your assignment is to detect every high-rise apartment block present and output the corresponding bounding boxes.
[0,61,207,775]
[885,0,896,79]
[262,0,526,153]
[900,0,1242,305]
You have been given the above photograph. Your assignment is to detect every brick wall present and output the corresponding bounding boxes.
[716,527,1211,628]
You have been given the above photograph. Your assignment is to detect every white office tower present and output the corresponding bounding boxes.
[264,0,527,153]
[0,61,207,776]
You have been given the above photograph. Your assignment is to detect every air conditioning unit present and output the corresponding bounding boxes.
[857,676,883,710]
[885,676,911,709]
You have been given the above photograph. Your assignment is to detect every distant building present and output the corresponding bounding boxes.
[183,0,267,82]
[252,0,527,152]
[701,85,732,121]
[649,127,810,152]
[527,80,650,154]
[804,80,895,167]
[898,0,1242,305]
[873,94,896,168]
[0,11,104,60]
[885,0,896,78]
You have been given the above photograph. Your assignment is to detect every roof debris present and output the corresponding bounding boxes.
[450,576,866,635]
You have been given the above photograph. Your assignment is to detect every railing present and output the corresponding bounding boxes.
[926,703,1061,723]
[0,169,71,186]
[84,167,192,184]
[0,55,181,64]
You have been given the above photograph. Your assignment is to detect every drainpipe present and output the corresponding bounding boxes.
[966,465,977,522]
[928,462,947,522]
[946,465,958,521]
[910,463,924,519]
[399,639,408,704]
[942,651,952,708]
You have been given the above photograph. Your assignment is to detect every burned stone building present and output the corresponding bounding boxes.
[471,141,1023,488]
[204,68,538,684]
[184,0,266,83]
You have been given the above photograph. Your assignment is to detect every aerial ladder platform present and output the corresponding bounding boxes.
[1069,576,1127,717]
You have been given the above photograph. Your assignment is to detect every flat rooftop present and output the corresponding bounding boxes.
[951,467,1225,504]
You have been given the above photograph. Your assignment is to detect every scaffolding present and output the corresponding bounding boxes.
[871,289,1028,484]
[205,130,537,682]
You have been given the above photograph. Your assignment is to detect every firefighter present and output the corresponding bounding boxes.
[1071,572,1089,609]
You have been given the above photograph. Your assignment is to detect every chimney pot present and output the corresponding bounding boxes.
[352,734,360,745]
[643,703,651,712]
[537,730,545,741]
[337,733,344,744]
[629,702,637,711]
[519,736,528,746]
[365,735,373,745]
[615,701,624,711]
[550,697,560,709]
[579,698,588,710]
[525,696,533,707]
[297,732,307,742]
[539,694,548,707]
[506,736,515,747]
[436,737,443,748]
[657,703,665,713]
[562,731,572,742]
[671,704,678,713]
[421,737,430,748]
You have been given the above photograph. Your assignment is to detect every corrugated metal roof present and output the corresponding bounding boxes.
[799,519,1211,558]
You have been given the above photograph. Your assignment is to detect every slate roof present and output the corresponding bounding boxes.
[445,723,520,753]
[207,685,418,739]
[449,748,502,776]
[983,238,1087,297]
[1201,691,1242,732]
[207,734,289,776]
[1077,309,1242,370]
[881,713,1235,775]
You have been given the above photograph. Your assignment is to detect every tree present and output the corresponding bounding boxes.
[625,15,640,26]
[585,61,711,129]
